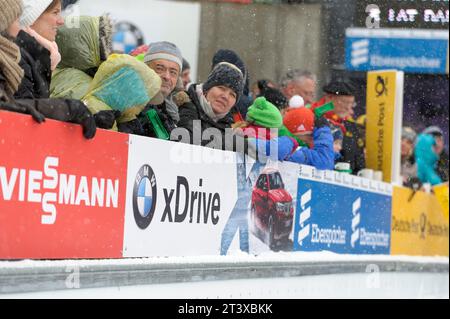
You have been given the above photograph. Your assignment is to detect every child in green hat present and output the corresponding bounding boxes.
[233,96,283,140]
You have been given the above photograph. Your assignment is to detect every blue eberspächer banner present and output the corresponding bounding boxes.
[345,28,449,74]
[293,171,393,255]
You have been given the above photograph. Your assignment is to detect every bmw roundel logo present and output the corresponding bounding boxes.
[113,21,145,54]
[133,165,157,229]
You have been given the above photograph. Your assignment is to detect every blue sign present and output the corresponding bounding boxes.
[345,29,449,74]
[293,178,392,255]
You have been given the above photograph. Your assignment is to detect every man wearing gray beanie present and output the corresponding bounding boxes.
[144,41,184,123]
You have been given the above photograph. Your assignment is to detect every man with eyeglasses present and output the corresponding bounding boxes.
[279,69,317,106]
[311,79,366,174]
[144,41,184,123]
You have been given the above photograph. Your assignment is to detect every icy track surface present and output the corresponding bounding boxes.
[0,252,448,299]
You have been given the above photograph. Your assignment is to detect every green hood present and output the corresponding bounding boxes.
[56,15,112,71]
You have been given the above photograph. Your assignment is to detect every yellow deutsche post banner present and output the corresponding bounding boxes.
[433,183,449,220]
[391,186,449,257]
[366,70,401,183]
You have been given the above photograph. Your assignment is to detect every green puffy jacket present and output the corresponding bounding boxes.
[50,68,93,100]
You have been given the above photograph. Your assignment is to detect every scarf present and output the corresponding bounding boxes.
[23,27,61,71]
[195,84,228,123]
[0,33,24,100]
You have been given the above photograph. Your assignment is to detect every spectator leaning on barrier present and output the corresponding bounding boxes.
[401,127,418,187]
[175,61,246,149]
[0,0,96,139]
[311,79,366,175]
[232,96,283,140]
[14,0,64,99]
[279,69,317,106]
[231,95,334,170]
[281,107,335,170]
[173,62,298,161]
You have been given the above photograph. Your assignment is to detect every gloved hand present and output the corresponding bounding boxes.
[314,116,330,129]
[14,98,96,138]
[94,110,121,129]
[63,100,96,139]
[248,136,298,161]
[0,100,46,123]
[80,114,97,139]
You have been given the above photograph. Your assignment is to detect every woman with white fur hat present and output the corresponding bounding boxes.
[14,0,64,99]
[0,0,97,139]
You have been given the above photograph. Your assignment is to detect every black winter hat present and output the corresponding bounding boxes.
[203,62,244,101]
[212,49,249,96]
[323,78,356,96]
[259,86,287,110]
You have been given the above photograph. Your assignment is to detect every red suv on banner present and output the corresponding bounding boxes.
[0,111,128,259]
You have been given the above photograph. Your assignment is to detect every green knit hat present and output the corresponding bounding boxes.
[246,97,283,128]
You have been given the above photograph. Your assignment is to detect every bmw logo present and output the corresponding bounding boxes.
[113,21,145,54]
[133,165,157,229]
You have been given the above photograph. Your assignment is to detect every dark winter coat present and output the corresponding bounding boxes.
[311,97,366,174]
[437,151,449,183]
[14,30,51,99]
[1,70,96,139]
[341,120,366,174]
[117,100,177,138]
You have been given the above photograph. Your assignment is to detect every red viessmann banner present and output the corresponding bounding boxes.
[0,111,128,259]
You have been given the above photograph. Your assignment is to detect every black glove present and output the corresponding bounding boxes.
[55,99,97,139]
[94,110,121,129]
[314,116,330,129]
[14,98,96,138]
[0,100,45,123]
[80,114,96,139]
[68,100,97,139]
